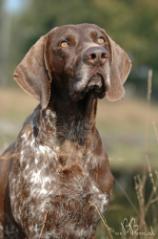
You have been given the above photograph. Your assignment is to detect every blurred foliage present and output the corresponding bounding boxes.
[0,0,158,98]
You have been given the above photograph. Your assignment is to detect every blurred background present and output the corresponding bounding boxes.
[0,0,158,238]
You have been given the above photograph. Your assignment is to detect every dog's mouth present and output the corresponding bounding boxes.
[71,72,107,101]
[87,73,106,98]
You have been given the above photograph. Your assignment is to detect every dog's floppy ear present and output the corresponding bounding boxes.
[13,35,52,109]
[106,36,132,101]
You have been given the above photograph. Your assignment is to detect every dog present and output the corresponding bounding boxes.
[0,23,132,239]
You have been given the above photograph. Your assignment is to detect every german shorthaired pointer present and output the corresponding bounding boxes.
[0,24,132,239]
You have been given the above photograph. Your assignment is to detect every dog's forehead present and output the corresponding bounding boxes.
[49,24,104,38]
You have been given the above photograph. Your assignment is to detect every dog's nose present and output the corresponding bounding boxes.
[83,47,108,66]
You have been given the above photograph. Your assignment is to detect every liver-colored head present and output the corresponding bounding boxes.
[14,23,132,109]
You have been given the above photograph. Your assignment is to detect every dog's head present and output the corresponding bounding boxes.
[14,24,132,109]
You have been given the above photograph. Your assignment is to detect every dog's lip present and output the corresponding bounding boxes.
[88,73,107,98]
[71,72,107,101]
[88,73,106,91]
[88,73,104,87]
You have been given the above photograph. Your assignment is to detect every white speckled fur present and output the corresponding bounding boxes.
[9,112,109,238]
[1,23,120,239]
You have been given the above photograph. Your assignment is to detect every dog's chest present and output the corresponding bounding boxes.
[10,128,108,238]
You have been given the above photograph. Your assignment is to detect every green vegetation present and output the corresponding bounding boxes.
[0,0,158,98]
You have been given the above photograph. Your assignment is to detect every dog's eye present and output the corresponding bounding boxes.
[97,37,105,45]
[60,40,69,48]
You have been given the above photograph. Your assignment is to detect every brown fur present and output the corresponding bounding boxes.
[0,23,131,239]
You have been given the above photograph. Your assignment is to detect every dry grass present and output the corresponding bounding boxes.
[98,97,158,133]
[96,170,158,239]
[0,87,37,122]
[1,87,158,125]
[0,86,158,168]
[95,71,158,239]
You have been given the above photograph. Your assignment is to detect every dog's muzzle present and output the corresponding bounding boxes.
[87,73,106,98]
[71,46,110,100]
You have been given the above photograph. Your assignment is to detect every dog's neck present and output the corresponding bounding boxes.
[46,92,98,143]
